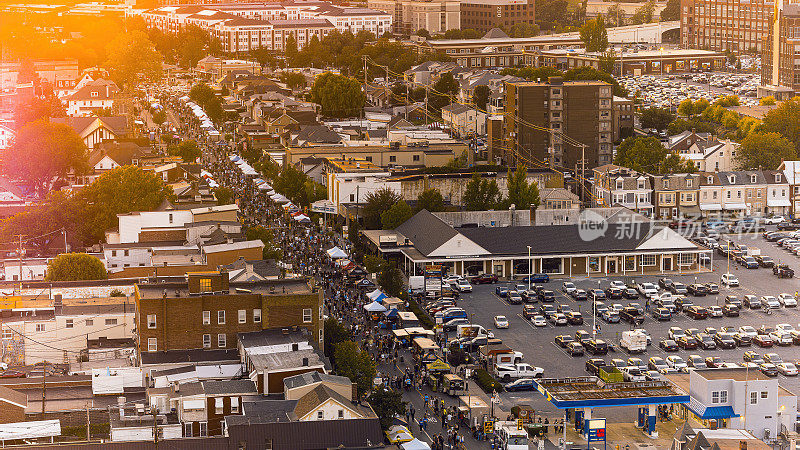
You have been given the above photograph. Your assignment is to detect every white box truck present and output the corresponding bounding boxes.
[409,276,425,294]
[620,330,647,354]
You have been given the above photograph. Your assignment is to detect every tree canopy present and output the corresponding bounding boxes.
[380,200,413,229]
[640,107,674,131]
[473,85,491,111]
[660,0,680,20]
[363,188,402,229]
[333,341,376,398]
[46,253,107,281]
[3,120,87,197]
[762,97,800,151]
[368,387,406,429]
[105,30,163,90]
[614,136,696,174]
[416,188,445,212]
[463,173,501,210]
[501,165,541,210]
[168,140,201,162]
[189,83,224,125]
[311,72,365,117]
[579,17,608,52]
[737,132,797,170]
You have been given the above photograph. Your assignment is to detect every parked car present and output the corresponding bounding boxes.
[659,339,678,352]
[705,282,720,294]
[778,293,798,307]
[754,335,774,348]
[722,304,739,317]
[744,295,761,309]
[495,286,508,297]
[721,273,740,287]
[651,307,672,321]
[686,306,709,320]
[585,358,606,376]
[687,284,709,296]
[504,378,536,391]
[774,264,795,278]
[566,342,585,356]
[755,255,775,267]
[777,363,799,376]
[760,363,779,377]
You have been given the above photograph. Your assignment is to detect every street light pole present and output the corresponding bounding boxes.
[527,246,532,291]
[593,280,600,337]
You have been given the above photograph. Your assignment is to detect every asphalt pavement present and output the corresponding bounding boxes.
[443,227,800,424]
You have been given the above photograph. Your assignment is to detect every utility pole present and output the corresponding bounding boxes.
[41,360,46,418]
[14,234,25,293]
[424,85,429,126]
[63,229,68,253]
[86,404,91,441]
[152,407,159,445]
[581,144,587,206]
[405,75,409,120]
[384,65,389,110]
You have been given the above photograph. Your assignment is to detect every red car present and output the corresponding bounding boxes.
[677,336,699,350]
[754,335,774,348]
[471,274,498,284]
[0,370,26,378]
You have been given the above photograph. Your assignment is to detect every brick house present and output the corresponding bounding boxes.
[134,272,323,357]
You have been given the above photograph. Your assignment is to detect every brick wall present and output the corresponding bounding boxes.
[262,291,323,349]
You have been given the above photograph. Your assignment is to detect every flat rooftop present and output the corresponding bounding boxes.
[533,376,689,408]
[693,368,772,381]
[137,278,313,299]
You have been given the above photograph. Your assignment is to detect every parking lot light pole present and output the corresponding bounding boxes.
[593,280,600,337]
[527,246,532,291]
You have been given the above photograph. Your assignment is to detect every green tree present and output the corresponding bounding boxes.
[380,200,413,229]
[502,165,541,210]
[472,85,491,111]
[334,341,376,398]
[416,188,445,212]
[79,166,171,243]
[580,17,608,52]
[606,3,625,26]
[362,188,402,229]
[105,30,163,90]
[563,66,626,97]
[737,132,797,170]
[614,136,695,174]
[3,120,87,197]
[506,22,540,38]
[631,0,656,24]
[429,72,459,113]
[677,99,693,117]
[537,0,571,30]
[598,50,616,74]
[760,96,777,106]
[45,253,107,281]
[151,109,166,125]
[415,29,430,39]
[377,262,403,297]
[168,140,201,162]
[692,99,710,115]
[364,255,388,274]
[280,72,307,90]
[214,187,234,205]
[463,173,501,210]
[762,97,800,150]
[661,0,680,20]
[177,25,212,68]
[285,34,298,64]
[368,387,406,429]
[324,317,351,359]
[640,107,674,131]
[274,165,313,206]
[310,72,365,117]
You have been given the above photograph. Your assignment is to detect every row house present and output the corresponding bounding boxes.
[592,164,653,217]
[212,18,336,53]
[697,171,785,218]
[651,173,700,219]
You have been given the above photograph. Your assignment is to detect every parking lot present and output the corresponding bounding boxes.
[441,226,800,419]
[620,72,761,111]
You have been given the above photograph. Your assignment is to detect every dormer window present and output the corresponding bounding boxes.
[616,179,623,190]
[686,179,693,188]
[707,176,713,184]
[637,178,645,190]
[750,174,757,184]
[90,91,98,98]
[663,179,669,189]
[729,175,736,184]
[776,174,783,182]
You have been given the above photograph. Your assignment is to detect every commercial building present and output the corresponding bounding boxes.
[667,368,797,442]
[612,96,634,142]
[459,0,535,34]
[0,60,79,91]
[367,0,460,35]
[362,209,711,279]
[134,272,324,357]
[503,77,614,169]
[586,0,667,19]
[537,48,726,76]
[762,1,800,95]
[680,0,773,53]
[284,142,464,170]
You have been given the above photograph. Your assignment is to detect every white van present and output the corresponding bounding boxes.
[496,422,529,450]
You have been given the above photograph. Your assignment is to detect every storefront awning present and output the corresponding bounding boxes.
[724,203,747,210]
[699,204,722,211]
[687,397,739,420]
[768,199,791,207]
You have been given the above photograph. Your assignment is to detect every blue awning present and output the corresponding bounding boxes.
[687,398,739,420]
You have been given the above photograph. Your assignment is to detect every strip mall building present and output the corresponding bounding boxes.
[362,210,712,279]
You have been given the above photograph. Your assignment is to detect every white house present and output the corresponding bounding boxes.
[0,123,14,149]
[441,104,486,137]
[670,368,797,443]
[764,169,791,217]
[2,258,49,281]
[64,79,119,117]
[327,171,401,214]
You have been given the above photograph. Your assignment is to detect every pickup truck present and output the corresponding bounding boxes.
[620,307,645,325]
[494,363,544,381]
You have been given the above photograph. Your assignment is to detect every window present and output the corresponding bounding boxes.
[218,310,225,325]
[588,256,600,272]
[413,155,420,162]
[147,314,157,329]
[640,254,657,266]
[199,422,207,437]
[253,309,261,323]
[720,391,728,403]
[317,411,324,420]
[238,310,246,324]
[218,334,227,348]
[320,329,324,343]
[203,311,210,325]
[85,319,93,326]
[303,308,312,323]
[106,318,117,325]
[148,338,157,352]
[2,329,12,339]
[338,409,344,418]
[319,306,324,320]
[215,397,224,415]
[712,391,720,403]
[663,179,669,189]
[751,391,759,404]
[35,324,46,332]
[231,397,239,414]
[124,249,129,257]
[203,334,211,348]
[686,179,693,188]
[65,319,73,329]
[761,391,768,399]
[184,423,192,437]
[200,278,212,292]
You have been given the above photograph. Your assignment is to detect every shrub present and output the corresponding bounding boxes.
[407,299,434,329]
[473,368,504,393]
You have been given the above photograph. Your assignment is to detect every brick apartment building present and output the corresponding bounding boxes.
[680,0,773,53]
[460,0,535,33]
[762,2,800,94]
[503,77,613,170]
[134,272,323,357]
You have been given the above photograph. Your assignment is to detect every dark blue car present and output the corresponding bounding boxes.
[505,378,535,392]
[495,286,509,297]
[522,274,550,283]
